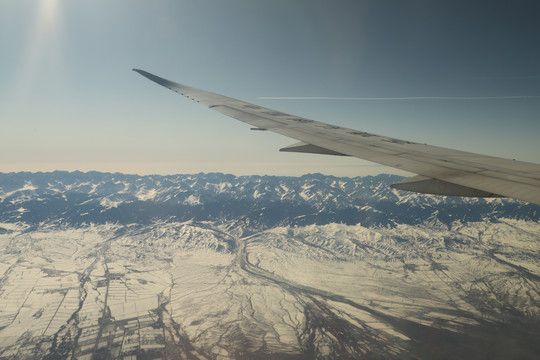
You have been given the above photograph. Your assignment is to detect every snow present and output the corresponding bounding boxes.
[0,170,538,358]
[135,188,157,201]
[184,194,201,205]
[99,197,123,209]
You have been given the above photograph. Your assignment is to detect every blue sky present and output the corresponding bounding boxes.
[1,0,539,176]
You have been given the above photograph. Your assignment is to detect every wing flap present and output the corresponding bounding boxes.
[391,175,501,197]
[280,142,349,156]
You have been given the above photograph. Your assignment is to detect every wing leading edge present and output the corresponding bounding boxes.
[133,69,540,205]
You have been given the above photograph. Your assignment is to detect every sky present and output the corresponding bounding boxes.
[1,0,539,177]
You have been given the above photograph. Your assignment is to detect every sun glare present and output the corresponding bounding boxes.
[14,0,63,101]
[41,0,60,24]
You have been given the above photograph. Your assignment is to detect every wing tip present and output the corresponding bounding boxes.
[132,68,146,76]
[132,69,175,89]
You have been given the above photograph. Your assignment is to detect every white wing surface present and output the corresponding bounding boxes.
[133,69,540,205]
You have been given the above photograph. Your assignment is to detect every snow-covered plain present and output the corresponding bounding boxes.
[0,219,539,359]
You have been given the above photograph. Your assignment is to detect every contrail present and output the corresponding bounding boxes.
[472,75,540,80]
[257,95,540,101]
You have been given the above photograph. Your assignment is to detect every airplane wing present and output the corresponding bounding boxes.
[133,69,540,205]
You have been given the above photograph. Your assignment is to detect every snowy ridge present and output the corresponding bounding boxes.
[0,171,538,229]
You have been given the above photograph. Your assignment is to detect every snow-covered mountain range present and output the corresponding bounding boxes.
[1,171,538,229]
[0,172,539,359]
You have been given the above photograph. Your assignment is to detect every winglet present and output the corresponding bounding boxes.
[133,68,179,91]
[133,69,232,107]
